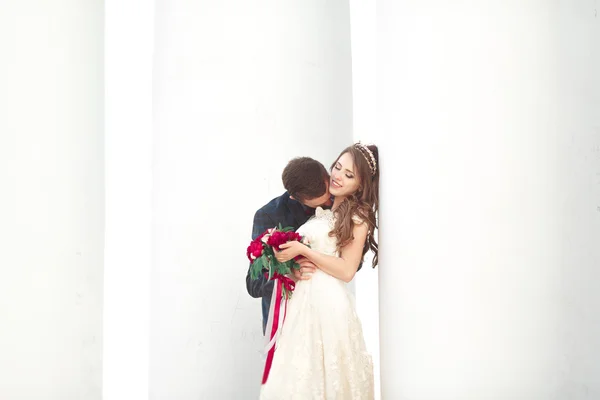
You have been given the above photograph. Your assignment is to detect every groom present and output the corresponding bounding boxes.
[246,157,333,334]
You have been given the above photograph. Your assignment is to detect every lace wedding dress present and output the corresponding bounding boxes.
[259,207,374,400]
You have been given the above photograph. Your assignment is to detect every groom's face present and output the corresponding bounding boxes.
[300,181,331,208]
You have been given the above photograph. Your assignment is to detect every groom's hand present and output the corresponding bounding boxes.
[293,257,317,281]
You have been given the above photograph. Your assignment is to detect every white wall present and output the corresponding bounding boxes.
[150,1,353,398]
[348,0,380,398]
[103,0,154,399]
[554,2,600,397]
[0,1,104,399]
[377,1,600,399]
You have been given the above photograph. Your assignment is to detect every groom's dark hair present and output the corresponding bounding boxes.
[282,157,329,202]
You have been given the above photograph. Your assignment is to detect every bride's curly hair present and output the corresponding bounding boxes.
[329,144,379,268]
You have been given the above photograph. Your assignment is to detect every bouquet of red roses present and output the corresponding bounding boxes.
[246,223,306,384]
[247,224,304,299]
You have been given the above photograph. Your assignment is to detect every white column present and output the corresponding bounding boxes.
[103,1,154,399]
[151,0,353,398]
[551,2,600,397]
[349,0,380,398]
[0,1,103,399]
[377,1,600,399]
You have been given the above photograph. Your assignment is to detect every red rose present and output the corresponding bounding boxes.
[266,230,303,251]
[267,231,289,251]
[247,240,264,261]
[286,232,302,242]
[256,228,272,243]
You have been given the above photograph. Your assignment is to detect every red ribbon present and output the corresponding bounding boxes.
[272,272,295,293]
[261,272,295,384]
[262,278,281,384]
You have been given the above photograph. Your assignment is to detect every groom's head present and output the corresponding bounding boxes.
[282,157,331,208]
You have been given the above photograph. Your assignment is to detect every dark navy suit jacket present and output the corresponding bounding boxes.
[246,192,315,334]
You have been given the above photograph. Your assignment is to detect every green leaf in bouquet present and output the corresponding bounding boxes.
[267,256,274,281]
[275,263,285,275]
[289,260,300,272]
[250,256,263,280]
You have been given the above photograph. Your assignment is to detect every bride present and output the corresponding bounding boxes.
[259,143,379,400]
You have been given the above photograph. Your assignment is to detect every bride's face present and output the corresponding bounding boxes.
[330,152,360,198]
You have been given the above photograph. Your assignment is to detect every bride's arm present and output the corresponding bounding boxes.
[276,223,368,283]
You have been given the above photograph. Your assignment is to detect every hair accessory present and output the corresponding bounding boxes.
[354,142,377,175]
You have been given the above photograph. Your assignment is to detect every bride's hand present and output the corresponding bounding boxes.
[274,241,305,263]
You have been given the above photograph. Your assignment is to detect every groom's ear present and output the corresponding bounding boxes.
[289,195,296,200]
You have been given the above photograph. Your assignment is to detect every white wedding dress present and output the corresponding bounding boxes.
[259,207,374,400]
